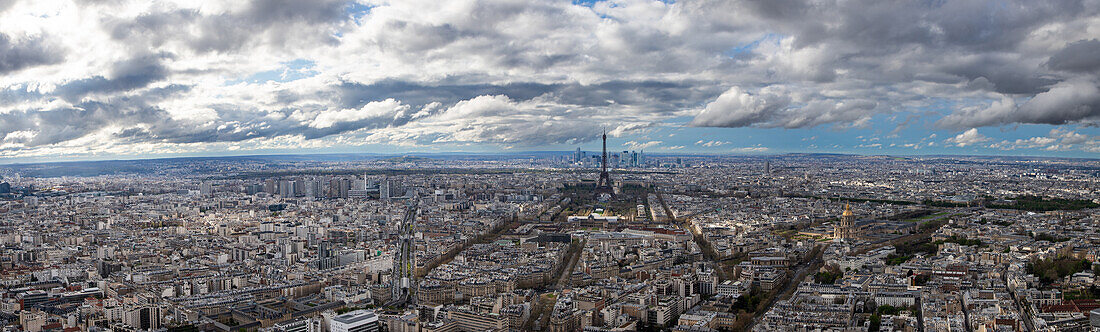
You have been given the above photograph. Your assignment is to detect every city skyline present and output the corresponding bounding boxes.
[3,1,1100,331]
[0,0,1098,163]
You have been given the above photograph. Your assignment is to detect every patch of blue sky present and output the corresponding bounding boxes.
[725,33,783,58]
[226,59,319,85]
[607,109,1097,158]
[345,1,374,19]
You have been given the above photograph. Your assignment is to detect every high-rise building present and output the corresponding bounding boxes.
[329,310,381,332]
[264,178,276,194]
[247,184,264,195]
[318,242,338,270]
[199,181,213,197]
[278,180,296,197]
[380,178,391,200]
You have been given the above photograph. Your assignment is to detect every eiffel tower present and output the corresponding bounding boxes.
[594,131,614,197]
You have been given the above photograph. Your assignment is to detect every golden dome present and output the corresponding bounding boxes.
[842,203,853,216]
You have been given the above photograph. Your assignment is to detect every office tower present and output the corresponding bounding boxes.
[279,180,296,197]
[318,242,338,270]
[247,184,264,195]
[330,310,381,332]
[349,174,370,198]
[264,178,276,194]
[199,181,213,197]
[765,160,771,175]
[380,178,390,200]
[304,180,320,199]
[328,179,340,198]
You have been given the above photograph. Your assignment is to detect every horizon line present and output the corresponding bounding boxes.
[2,150,1097,167]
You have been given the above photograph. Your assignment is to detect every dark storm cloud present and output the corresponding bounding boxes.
[689,0,1100,129]
[0,100,164,146]
[0,83,196,147]
[940,55,1058,95]
[54,53,171,102]
[105,0,348,53]
[0,33,64,74]
[938,78,1100,128]
[247,0,348,24]
[0,94,407,148]
[1047,39,1100,73]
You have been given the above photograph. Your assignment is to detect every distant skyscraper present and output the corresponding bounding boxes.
[199,181,213,197]
[380,178,391,200]
[765,160,771,175]
[279,180,296,197]
[318,242,338,270]
[264,178,276,194]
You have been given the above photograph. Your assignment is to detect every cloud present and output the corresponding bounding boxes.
[989,128,1098,152]
[0,0,14,13]
[731,146,769,153]
[1,0,1100,158]
[690,86,876,129]
[53,53,172,101]
[945,128,991,147]
[308,98,410,129]
[695,140,730,147]
[624,140,662,150]
[938,79,1100,128]
[0,33,65,74]
[1047,39,1100,73]
[103,0,347,54]
[690,87,790,128]
[362,94,660,147]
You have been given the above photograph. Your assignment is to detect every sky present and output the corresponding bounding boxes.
[0,0,1098,163]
